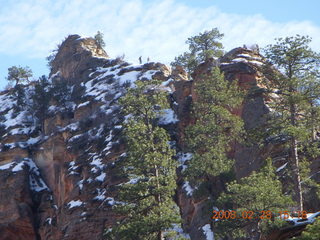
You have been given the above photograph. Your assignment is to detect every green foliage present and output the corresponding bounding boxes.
[185,67,244,182]
[31,75,52,132]
[294,218,320,240]
[12,84,26,112]
[263,35,320,142]
[94,31,105,48]
[7,65,33,86]
[216,159,294,239]
[109,80,181,240]
[51,79,70,106]
[264,35,320,79]
[46,43,61,69]
[171,28,224,74]
[263,35,320,209]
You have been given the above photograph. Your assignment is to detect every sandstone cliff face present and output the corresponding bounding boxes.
[0,35,175,240]
[0,36,318,240]
[172,48,274,240]
[172,48,319,240]
[50,34,109,84]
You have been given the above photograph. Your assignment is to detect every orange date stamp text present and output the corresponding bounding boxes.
[212,210,308,220]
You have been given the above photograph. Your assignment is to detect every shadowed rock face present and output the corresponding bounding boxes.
[0,37,318,240]
[0,166,36,240]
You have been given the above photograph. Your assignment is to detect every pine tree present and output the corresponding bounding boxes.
[7,65,33,86]
[185,66,244,182]
[46,43,61,69]
[31,76,52,132]
[263,35,320,211]
[295,218,320,240]
[171,28,224,75]
[12,84,26,112]
[94,31,105,48]
[110,80,180,240]
[216,159,294,239]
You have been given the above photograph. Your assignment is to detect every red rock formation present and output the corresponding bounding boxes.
[0,36,318,240]
[0,35,175,240]
[173,47,319,239]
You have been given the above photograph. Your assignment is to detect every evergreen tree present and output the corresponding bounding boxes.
[51,78,71,107]
[94,31,105,48]
[263,35,320,211]
[216,159,294,239]
[7,65,33,86]
[171,28,224,75]
[31,76,52,132]
[109,80,180,240]
[46,43,61,69]
[185,66,244,183]
[12,84,26,112]
[295,218,320,240]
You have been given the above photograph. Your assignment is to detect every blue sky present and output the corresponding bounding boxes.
[0,0,319,89]
[185,0,320,23]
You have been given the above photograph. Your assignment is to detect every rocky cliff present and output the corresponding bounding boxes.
[0,35,318,240]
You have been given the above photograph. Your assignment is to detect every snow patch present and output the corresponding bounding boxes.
[96,172,106,182]
[105,197,125,206]
[183,181,196,196]
[249,60,264,66]
[68,161,79,175]
[26,158,50,192]
[78,180,84,190]
[161,78,174,86]
[94,188,106,201]
[45,218,52,225]
[177,153,192,165]
[78,101,90,108]
[127,177,141,184]
[0,162,15,170]
[12,162,25,172]
[276,162,288,172]
[90,155,104,171]
[141,70,157,80]
[232,58,248,63]
[117,70,140,85]
[285,212,320,226]
[63,122,79,132]
[158,109,178,124]
[177,152,192,172]
[202,224,214,240]
[27,136,42,145]
[165,223,191,239]
[67,200,83,209]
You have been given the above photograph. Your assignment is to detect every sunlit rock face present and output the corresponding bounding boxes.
[0,36,318,240]
[0,34,174,240]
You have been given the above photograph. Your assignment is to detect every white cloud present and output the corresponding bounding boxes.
[0,0,320,64]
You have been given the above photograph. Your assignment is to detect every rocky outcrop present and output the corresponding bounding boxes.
[0,35,175,240]
[0,36,318,240]
[50,34,109,84]
[171,49,272,239]
[0,164,37,240]
[219,47,271,178]
[172,47,319,240]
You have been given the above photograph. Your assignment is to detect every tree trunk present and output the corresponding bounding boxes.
[289,99,303,211]
[154,164,162,240]
[157,231,163,240]
[154,164,161,203]
[290,137,303,211]
[310,103,316,141]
